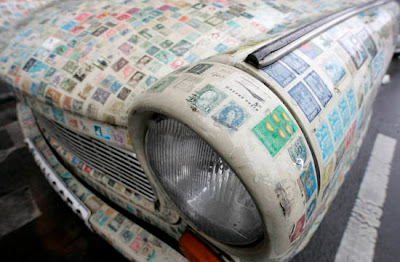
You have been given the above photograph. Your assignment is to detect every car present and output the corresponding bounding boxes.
[1,0,399,261]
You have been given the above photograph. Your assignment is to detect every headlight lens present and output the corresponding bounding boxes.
[145,116,263,245]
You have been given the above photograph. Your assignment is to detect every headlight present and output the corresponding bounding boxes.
[145,115,263,245]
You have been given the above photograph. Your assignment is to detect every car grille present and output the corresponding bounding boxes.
[36,114,157,201]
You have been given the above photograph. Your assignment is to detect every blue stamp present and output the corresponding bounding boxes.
[214,43,227,53]
[52,107,66,124]
[94,125,111,140]
[338,97,351,128]
[110,81,122,93]
[306,198,317,221]
[61,21,78,31]
[261,61,296,88]
[328,108,344,145]
[372,50,384,81]
[212,101,248,131]
[346,88,357,116]
[304,71,332,107]
[315,121,334,164]
[93,211,109,226]
[301,164,317,202]
[281,52,310,75]
[288,82,321,122]
[323,57,346,86]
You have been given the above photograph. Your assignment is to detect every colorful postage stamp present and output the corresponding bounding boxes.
[252,105,298,157]
[187,84,227,114]
[212,101,248,131]
[304,71,332,107]
[288,82,321,122]
[281,52,310,75]
[298,42,323,60]
[315,121,334,164]
[94,125,111,140]
[261,61,296,88]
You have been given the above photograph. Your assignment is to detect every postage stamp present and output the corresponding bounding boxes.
[187,84,227,114]
[94,125,111,140]
[290,214,305,242]
[281,52,310,75]
[117,87,132,101]
[315,121,334,164]
[288,137,309,169]
[372,50,384,81]
[346,88,358,116]
[298,42,323,60]
[304,71,332,107]
[60,79,77,92]
[112,57,128,72]
[52,107,66,124]
[150,76,177,92]
[155,50,175,64]
[357,29,377,58]
[187,63,213,75]
[339,32,368,70]
[92,88,111,105]
[301,163,317,202]
[306,198,317,221]
[328,108,344,145]
[323,56,346,86]
[63,61,79,74]
[252,105,297,157]
[261,61,296,88]
[288,82,321,122]
[169,39,193,57]
[338,97,351,128]
[212,101,248,131]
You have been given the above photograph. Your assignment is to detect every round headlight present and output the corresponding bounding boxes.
[145,116,263,245]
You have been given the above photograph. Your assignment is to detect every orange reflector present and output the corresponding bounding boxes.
[179,231,221,262]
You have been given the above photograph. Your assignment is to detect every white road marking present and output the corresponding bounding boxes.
[335,134,397,262]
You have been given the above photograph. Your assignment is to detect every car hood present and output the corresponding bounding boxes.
[0,0,371,127]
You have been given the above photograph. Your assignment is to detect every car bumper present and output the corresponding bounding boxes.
[17,102,188,262]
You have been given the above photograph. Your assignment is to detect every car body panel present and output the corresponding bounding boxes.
[0,0,371,128]
[1,0,399,261]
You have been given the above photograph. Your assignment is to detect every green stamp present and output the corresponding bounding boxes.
[187,84,227,114]
[252,105,297,157]
[150,76,177,92]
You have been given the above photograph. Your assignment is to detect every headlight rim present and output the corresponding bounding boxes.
[144,114,265,246]
[128,107,271,256]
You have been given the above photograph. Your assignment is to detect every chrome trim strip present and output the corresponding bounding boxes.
[25,137,93,230]
[245,0,393,68]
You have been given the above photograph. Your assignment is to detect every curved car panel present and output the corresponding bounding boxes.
[1,0,399,261]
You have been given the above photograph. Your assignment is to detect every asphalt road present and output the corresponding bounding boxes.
[0,57,399,261]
